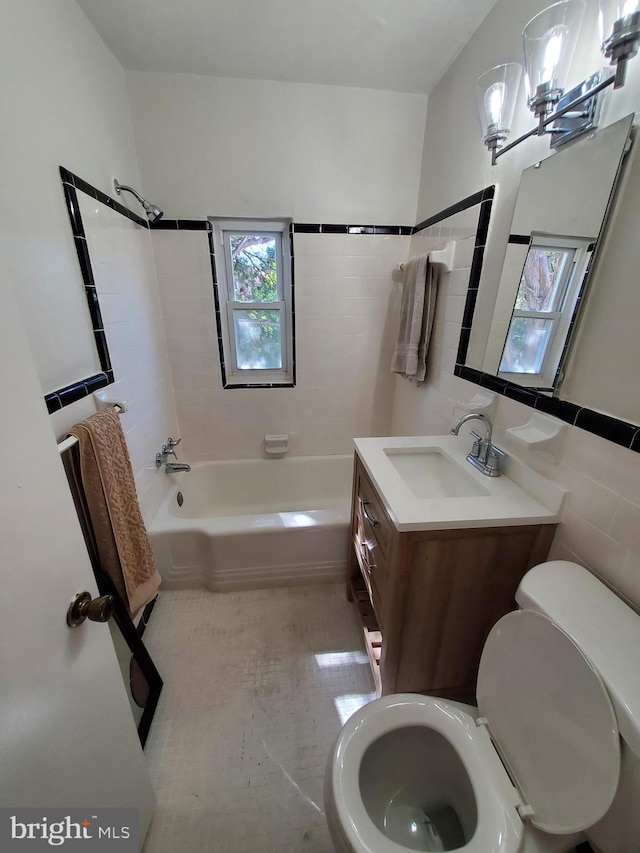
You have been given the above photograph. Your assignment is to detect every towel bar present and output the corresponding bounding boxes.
[397,242,455,274]
[56,403,124,454]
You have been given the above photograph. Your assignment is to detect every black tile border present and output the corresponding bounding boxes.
[454,364,640,451]
[61,167,148,229]
[148,219,414,235]
[292,222,412,235]
[414,189,486,234]
[45,371,111,414]
[150,219,209,231]
[50,167,132,411]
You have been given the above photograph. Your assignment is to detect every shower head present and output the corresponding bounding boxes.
[113,179,164,224]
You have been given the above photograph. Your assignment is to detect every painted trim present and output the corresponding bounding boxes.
[209,221,297,389]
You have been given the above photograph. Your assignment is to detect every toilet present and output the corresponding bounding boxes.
[325,560,640,853]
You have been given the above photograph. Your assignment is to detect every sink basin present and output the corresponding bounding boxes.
[384,448,490,499]
[353,435,568,531]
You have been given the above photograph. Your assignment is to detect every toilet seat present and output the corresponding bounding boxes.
[329,611,622,853]
[331,694,524,853]
[477,610,620,834]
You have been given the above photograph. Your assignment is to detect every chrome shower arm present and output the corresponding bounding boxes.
[113,178,164,223]
[114,180,145,205]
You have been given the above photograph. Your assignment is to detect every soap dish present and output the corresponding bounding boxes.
[505,412,566,462]
[264,434,288,455]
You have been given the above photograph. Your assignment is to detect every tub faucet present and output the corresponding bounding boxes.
[164,461,191,474]
[450,413,504,477]
[156,437,191,474]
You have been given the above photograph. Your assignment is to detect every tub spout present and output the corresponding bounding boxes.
[164,462,191,474]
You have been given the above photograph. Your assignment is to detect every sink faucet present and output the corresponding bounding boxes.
[155,437,191,474]
[450,413,504,477]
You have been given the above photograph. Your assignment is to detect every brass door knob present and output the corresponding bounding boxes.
[66,591,115,628]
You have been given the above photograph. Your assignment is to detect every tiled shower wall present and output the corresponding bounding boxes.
[153,229,410,460]
[391,210,640,612]
[50,196,178,521]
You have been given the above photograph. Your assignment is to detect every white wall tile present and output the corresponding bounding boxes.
[156,230,407,461]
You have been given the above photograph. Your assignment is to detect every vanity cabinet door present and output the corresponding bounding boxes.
[393,524,556,698]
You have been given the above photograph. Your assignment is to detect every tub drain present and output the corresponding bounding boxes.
[176,491,184,507]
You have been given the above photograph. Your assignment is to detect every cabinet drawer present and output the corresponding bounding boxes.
[354,533,389,628]
[356,464,393,561]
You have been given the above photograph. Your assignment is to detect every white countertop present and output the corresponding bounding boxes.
[354,435,567,532]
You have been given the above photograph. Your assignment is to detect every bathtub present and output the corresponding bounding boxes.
[148,455,353,591]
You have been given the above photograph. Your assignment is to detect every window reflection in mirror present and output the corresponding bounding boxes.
[499,236,592,387]
[472,114,634,404]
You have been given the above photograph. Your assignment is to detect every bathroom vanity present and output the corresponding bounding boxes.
[347,436,566,701]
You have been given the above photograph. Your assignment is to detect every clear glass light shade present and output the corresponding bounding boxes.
[523,1,586,110]
[600,0,640,45]
[475,63,523,142]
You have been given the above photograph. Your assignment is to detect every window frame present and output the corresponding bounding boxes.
[498,234,592,389]
[211,218,294,388]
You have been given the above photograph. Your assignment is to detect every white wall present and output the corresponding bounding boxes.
[65,195,178,518]
[126,72,427,225]
[154,229,408,460]
[392,0,640,610]
[0,0,177,522]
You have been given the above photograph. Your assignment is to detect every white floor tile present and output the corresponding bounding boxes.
[142,584,375,853]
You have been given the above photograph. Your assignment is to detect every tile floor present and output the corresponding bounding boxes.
[142,584,376,853]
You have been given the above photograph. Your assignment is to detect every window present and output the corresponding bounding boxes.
[498,235,592,389]
[211,219,294,387]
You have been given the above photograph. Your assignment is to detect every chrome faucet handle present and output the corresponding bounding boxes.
[485,445,506,476]
[162,443,177,459]
[166,437,181,448]
[469,430,484,458]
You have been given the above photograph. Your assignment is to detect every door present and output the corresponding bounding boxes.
[0,285,155,839]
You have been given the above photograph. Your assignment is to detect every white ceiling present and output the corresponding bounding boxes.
[75,0,499,94]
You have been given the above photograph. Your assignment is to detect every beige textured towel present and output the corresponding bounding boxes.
[69,408,160,617]
[391,254,439,383]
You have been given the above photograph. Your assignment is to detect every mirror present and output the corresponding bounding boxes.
[465,114,638,425]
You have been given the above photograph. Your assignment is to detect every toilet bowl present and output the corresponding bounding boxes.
[325,602,623,853]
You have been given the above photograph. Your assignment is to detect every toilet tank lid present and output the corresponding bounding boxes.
[516,560,640,757]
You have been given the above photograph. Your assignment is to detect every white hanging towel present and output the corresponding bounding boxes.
[391,254,439,383]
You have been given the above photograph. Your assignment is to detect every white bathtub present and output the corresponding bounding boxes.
[148,455,353,591]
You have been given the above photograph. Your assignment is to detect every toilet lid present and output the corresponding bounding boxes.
[477,610,620,835]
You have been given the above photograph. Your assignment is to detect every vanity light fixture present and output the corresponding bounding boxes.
[480,0,640,165]
[476,63,523,163]
[600,0,640,86]
[523,1,586,131]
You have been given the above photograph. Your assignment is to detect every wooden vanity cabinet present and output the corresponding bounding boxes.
[347,453,556,702]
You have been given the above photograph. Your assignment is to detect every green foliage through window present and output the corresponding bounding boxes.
[230,234,278,302]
